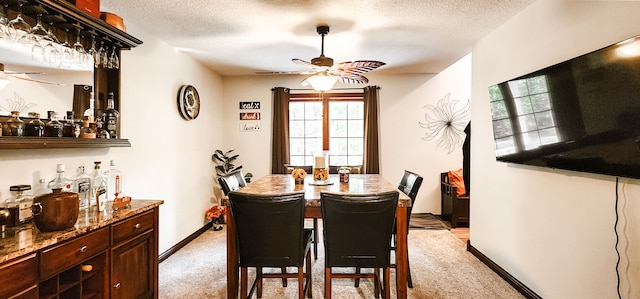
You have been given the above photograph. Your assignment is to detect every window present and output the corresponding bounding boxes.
[489,75,559,155]
[289,92,364,166]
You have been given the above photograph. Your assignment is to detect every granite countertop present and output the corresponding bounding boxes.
[0,199,163,263]
[235,174,411,208]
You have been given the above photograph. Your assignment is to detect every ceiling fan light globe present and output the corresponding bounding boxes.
[307,74,338,91]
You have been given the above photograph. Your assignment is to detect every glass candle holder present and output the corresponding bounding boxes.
[312,151,329,182]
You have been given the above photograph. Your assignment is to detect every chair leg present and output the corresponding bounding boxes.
[374,268,380,298]
[298,266,304,299]
[407,256,413,288]
[306,250,313,298]
[354,267,360,287]
[383,267,391,299]
[240,267,248,299]
[325,268,331,299]
[281,267,287,287]
[313,218,319,260]
[257,267,263,298]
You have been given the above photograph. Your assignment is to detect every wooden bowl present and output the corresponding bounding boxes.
[100,12,126,32]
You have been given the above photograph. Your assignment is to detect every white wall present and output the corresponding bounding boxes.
[473,1,640,298]
[222,54,471,214]
[0,21,224,254]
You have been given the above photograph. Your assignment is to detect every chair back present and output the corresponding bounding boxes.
[398,170,423,231]
[328,165,363,174]
[229,192,308,267]
[218,171,246,196]
[398,170,423,205]
[283,164,313,174]
[321,191,399,268]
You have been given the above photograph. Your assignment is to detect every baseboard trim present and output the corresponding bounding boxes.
[467,241,542,299]
[159,222,213,263]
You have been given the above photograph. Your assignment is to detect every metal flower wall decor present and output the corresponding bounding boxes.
[419,93,471,154]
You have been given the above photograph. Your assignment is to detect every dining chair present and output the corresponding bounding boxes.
[283,164,319,260]
[229,191,313,299]
[321,191,399,299]
[283,164,313,174]
[393,169,423,288]
[218,171,247,197]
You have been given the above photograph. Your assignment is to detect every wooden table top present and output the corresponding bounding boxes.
[233,174,411,208]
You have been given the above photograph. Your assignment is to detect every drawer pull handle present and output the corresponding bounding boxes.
[80,245,88,253]
[134,223,141,229]
[114,282,121,289]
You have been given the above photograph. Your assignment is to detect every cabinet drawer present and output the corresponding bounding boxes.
[40,227,109,279]
[0,253,37,299]
[112,211,154,245]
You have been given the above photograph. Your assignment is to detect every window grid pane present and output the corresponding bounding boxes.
[491,75,559,153]
[290,101,324,164]
[289,97,365,168]
[329,101,363,166]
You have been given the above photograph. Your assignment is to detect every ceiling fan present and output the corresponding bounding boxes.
[258,25,386,91]
[0,63,63,89]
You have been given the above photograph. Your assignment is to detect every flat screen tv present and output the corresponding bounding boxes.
[488,35,640,179]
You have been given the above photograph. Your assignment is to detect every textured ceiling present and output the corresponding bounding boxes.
[100,0,534,76]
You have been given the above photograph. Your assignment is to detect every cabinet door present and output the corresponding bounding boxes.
[0,253,37,298]
[110,230,155,299]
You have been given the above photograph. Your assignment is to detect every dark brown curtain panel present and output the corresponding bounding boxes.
[363,86,380,174]
[271,87,290,174]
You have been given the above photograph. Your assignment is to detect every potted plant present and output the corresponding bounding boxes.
[212,149,242,177]
[244,172,253,183]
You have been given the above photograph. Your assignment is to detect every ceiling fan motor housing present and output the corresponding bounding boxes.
[311,55,333,67]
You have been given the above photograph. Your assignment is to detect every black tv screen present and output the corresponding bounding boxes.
[488,35,640,179]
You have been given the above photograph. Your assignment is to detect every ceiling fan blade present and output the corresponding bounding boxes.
[338,74,370,84]
[4,71,45,75]
[300,77,311,87]
[330,60,386,75]
[293,58,328,71]
[6,74,70,86]
[255,70,316,75]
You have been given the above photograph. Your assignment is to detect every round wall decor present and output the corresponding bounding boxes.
[177,85,200,120]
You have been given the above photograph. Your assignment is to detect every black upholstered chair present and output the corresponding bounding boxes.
[283,164,313,174]
[229,191,313,299]
[394,170,423,288]
[321,191,399,299]
[328,165,363,174]
[283,164,319,260]
[218,171,247,197]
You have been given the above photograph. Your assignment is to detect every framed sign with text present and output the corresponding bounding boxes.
[239,101,260,110]
[240,112,260,120]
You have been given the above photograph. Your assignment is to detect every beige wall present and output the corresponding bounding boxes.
[221,54,471,214]
[0,22,224,253]
[473,1,640,298]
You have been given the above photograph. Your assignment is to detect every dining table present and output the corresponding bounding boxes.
[225,173,412,299]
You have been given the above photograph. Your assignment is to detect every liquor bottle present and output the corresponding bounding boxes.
[5,185,33,225]
[96,112,110,139]
[62,111,77,137]
[90,161,108,212]
[105,92,119,139]
[105,160,122,202]
[44,112,63,137]
[73,166,92,209]
[4,111,25,136]
[83,92,96,124]
[25,112,45,137]
[79,119,96,139]
[47,164,73,192]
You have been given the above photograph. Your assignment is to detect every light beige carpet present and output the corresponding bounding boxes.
[159,221,524,299]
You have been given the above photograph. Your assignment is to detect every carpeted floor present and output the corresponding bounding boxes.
[158,218,524,299]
